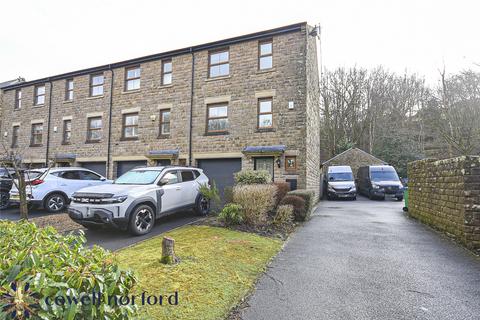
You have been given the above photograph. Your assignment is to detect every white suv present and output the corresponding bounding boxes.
[9,167,111,213]
[68,166,211,235]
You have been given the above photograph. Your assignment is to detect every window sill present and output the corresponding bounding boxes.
[13,108,21,111]
[256,128,276,133]
[205,131,229,136]
[256,67,276,74]
[159,84,173,89]
[87,95,104,100]
[33,104,45,108]
[30,144,43,147]
[85,140,101,144]
[120,137,139,141]
[63,100,73,104]
[121,89,141,95]
[205,75,231,82]
[158,134,171,139]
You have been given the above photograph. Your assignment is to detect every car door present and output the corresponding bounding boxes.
[56,170,85,197]
[79,170,107,187]
[179,170,198,205]
[159,170,183,213]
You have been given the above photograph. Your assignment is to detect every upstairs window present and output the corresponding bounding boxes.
[258,98,273,129]
[207,104,228,133]
[14,89,22,109]
[63,119,72,144]
[125,66,141,91]
[259,40,273,70]
[90,74,104,96]
[30,123,43,146]
[159,109,171,136]
[34,85,45,105]
[162,60,172,85]
[209,49,229,78]
[122,113,139,139]
[65,79,74,101]
[87,117,102,142]
[11,126,19,148]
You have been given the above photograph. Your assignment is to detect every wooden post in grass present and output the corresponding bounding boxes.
[161,237,178,264]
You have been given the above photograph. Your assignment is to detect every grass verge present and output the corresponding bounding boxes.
[116,225,282,320]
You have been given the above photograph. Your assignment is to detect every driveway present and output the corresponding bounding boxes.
[240,196,480,320]
[0,206,53,221]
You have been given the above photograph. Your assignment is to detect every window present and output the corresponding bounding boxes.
[122,113,139,139]
[180,170,195,182]
[161,171,179,185]
[80,171,102,180]
[30,123,43,146]
[162,60,172,85]
[156,159,171,166]
[258,98,273,129]
[209,49,229,78]
[14,90,22,109]
[65,79,74,101]
[59,171,81,180]
[285,156,297,171]
[125,66,141,91]
[254,157,274,180]
[207,104,228,133]
[259,40,273,70]
[63,120,72,144]
[11,126,19,148]
[34,85,45,105]
[90,74,104,96]
[159,109,171,136]
[87,117,102,142]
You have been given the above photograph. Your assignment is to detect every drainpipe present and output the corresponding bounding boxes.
[45,79,53,165]
[106,66,114,179]
[188,49,195,166]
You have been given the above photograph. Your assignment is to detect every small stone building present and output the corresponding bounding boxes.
[321,147,387,179]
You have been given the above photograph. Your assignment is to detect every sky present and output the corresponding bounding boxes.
[1,0,479,85]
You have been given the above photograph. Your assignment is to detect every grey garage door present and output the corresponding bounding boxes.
[81,162,106,177]
[197,158,242,201]
[116,160,148,178]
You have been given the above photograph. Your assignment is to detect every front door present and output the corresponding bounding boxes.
[254,157,274,180]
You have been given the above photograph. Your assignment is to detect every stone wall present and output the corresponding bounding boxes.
[408,156,480,253]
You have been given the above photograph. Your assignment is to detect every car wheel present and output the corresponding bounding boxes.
[194,195,210,216]
[129,204,155,236]
[352,196,357,201]
[0,192,9,210]
[396,197,403,201]
[44,193,67,213]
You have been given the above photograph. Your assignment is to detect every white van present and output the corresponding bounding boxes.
[324,166,356,200]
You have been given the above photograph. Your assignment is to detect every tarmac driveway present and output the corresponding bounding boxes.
[240,196,480,320]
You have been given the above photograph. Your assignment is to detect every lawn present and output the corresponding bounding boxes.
[115,225,283,320]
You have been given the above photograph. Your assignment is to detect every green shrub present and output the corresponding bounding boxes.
[232,184,277,226]
[234,170,271,185]
[0,221,137,319]
[273,205,294,227]
[218,203,244,226]
[279,195,307,221]
[198,181,221,208]
[224,186,234,204]
[287,189,316,219]
[273,182,290,206]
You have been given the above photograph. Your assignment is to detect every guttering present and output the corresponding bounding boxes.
[45,79,53,164]
[106,66,114,179]
[3,22,305,91]
[188,49,195,166]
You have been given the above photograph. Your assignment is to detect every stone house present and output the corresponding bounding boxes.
[0,23,321,199]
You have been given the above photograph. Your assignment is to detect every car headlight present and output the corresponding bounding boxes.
[350,186,356,192]
[372,184,380,189]
[101,195,128,204]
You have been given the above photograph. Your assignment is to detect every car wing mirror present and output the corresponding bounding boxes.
[159,177,169,186]
[100,177,106,181]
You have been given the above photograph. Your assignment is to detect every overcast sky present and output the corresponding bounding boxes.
[1,0,479,85]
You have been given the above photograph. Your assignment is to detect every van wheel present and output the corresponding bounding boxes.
[194,195,210,216]
[129,205,155,236]
[44,193,67,213]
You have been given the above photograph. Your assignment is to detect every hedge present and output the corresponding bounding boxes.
[287,189,316,220]
[234,170,271,185]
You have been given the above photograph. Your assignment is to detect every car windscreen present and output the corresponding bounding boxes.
[370,169,399,182]
[0,169,8,178]
[328,172,354,181]
[114,170,162,185]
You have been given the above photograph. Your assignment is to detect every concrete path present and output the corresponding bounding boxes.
[240,196,480,320]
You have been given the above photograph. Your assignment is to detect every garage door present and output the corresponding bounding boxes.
[116,160,148,178]
[80,162,106,177]
[197,158,242,201]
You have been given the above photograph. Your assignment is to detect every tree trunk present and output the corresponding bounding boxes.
[18,173,28,220]
[161,237,178,264]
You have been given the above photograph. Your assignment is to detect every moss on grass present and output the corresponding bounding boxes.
[116,225,282,320]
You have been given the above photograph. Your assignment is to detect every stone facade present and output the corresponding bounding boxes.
[0,23,321,198]
[408,156,480,253]
[321,147,386,178]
